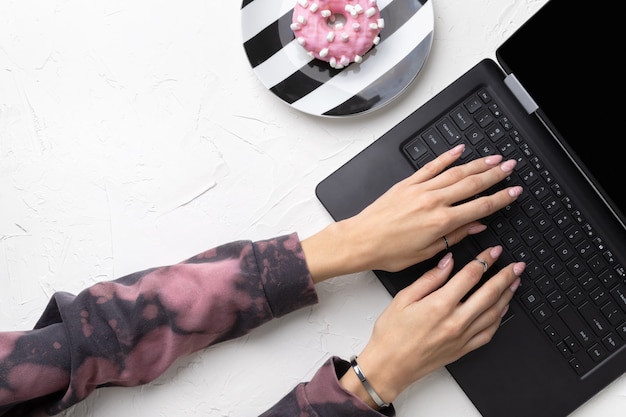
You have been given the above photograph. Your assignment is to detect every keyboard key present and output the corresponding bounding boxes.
[422,128,448,155]
[477,89,491,103]
[532,303,552,323]
[558,304,593,347]
[564,335,580,352]
[450,106,473,130]
[405,137,429,161]
[569,357,585,375]
[579,301,610,336]
[587,343,607,362]
[610,284,626,313]
[437,118,463,144]
[544,324,560,341]
[465,126,484,144]
[566,286,585,306]
[463,97,482,113]
[475,109,494,128]
[602,333,622,351]
[601,301,624,326]
[488,102,502,117]
[520,287,542,309]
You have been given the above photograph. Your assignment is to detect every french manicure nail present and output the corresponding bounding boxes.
[509,278,521,292]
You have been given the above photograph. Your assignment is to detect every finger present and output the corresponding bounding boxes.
[460,316,503,354]
[447,185,524,228]
[440,221,487,251]
[435,158,518,205]
[407,144,465,183]
[459,265,524,351]
[424,154,505,192]
[396,252,454,304]
[441,246,504,302]
[460,260,525,326]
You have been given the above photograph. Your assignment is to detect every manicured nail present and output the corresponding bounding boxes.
[509,277,521,292]
[438,252,453,268]
[513,262,526,276]
[485,154,503,165]
[508,186,523,198]
[501,304,510,318]
[490,245,503,258]
[449,144,465,155]
[500,159,517,172]
[467,224,487,235]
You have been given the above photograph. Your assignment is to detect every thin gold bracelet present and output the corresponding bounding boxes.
[350,355,390,408]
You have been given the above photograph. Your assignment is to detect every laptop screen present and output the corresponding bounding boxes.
[495,1,623,224]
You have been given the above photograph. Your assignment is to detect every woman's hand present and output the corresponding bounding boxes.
[339,246,525,408]
[303,145,523,282]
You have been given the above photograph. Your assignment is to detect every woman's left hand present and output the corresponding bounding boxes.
[303,145,523,281]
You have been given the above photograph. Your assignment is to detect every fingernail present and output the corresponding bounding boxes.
[485,154,503,165]
[468,224,487,235]
[449,144,465,155]
[509,277,521,292]
[438,252,453,269]
[501,304,510,318]
[513,262,526,276]
[508,186,523,198]
[489,245,503,258]
[500,159,517,172]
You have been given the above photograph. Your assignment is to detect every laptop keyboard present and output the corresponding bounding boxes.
[402,87,626,376]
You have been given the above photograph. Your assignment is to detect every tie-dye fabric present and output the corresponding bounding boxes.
[0,233,394,417]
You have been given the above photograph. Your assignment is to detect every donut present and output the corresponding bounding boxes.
[290,0,384,69]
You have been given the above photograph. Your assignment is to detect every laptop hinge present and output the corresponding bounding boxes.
[504,73,538,114]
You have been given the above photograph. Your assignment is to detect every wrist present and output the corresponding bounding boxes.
[349,355,390,408]
[339,358,384,409]
[352,349,406,406]
[301,219,371,283]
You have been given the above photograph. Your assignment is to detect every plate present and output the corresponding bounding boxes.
[241,0,434,117]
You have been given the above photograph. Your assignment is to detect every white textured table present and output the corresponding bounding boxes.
[1,1,623,416]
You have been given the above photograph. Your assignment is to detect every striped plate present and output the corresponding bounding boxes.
[241,0,434,117]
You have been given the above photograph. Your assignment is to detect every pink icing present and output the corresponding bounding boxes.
[291,0,383,69]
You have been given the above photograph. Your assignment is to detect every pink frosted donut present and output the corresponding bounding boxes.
[291,0,384,69]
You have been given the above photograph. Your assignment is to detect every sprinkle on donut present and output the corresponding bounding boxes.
[291,0,384,69]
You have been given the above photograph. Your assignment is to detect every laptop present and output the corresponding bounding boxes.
[315,1,626,416]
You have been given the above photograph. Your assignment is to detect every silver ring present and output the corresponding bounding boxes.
[474,257,488,272]
[442,235,449,251]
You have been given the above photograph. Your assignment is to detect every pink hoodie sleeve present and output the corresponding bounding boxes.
[0,233,394,417]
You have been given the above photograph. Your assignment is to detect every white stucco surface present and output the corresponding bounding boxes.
[1,0,624,416]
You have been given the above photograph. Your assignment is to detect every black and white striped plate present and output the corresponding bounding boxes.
[241,0,434,117]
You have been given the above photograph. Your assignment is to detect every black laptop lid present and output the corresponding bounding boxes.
[495,0,623,224]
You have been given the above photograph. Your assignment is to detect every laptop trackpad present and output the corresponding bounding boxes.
[447,310,573,417]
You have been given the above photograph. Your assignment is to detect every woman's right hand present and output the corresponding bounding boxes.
[339,245,525,409]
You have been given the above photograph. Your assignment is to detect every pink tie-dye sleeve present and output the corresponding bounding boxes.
[0,233,318,416]
[259,356,396,417]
